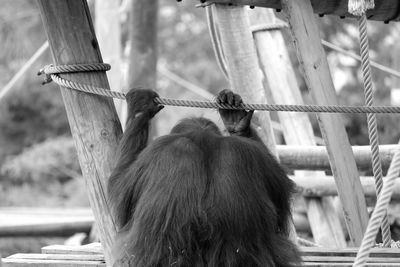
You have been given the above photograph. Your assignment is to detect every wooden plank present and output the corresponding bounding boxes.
[7,254,104,262]
[195,0,400,22]
[2,258,105,267]
[277,145,398,171]
[303,263,400,266]
[293,175,400,200]
[36,1,120,265]
[303,256,400,263]
[281,0,369,246]
[0,220,93,237]
[42,244,103,255]
[301,247,400,257]
[250,8,345,247]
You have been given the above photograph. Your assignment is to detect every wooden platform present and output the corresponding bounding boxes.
[2,243,105,267]
[2,243,400,266]
[198,0,400,22]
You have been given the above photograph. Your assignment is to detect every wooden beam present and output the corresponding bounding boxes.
[277,145,398,171]
[195,0,400,22]
[0,220,93,237]
[37,1,120,265]
[250,9,345,247]
[293,175,400,201]
[281,0,369,246]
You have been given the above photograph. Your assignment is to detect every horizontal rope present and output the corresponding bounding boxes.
[39,64,400,114]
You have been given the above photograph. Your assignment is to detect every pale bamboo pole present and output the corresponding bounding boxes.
[250,8,346,247]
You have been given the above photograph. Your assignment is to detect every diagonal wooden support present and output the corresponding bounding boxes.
[250,8,346,248]
[37,1,120,265]
[281,0,369,246]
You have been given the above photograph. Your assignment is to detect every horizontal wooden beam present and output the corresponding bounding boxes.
[0,219,93,237]
[195,0,400,22]
[293,175,400,200]
[277,145,399,171]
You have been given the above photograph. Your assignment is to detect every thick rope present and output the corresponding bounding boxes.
[348,0,375,16]
[358,15,391,246]
[39,64,400,114]
[353,148,400,267]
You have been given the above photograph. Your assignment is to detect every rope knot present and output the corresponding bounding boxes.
[348,0,375,16]
[37,64,54,85]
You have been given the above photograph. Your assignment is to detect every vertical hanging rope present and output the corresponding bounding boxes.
[358,14,391,247]
[353,149,400,267]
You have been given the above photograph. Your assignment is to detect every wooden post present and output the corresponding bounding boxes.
[212,4,277,155]
[127,0,159,136]
[127,0,158,90]
[250,8,346,247]
[95,0,124,122]
[37,1,120,265]
[281,0,369,246]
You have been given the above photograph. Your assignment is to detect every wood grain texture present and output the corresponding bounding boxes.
[36,1,120,266]
[42,244,103,255]
[197,0,400,21]
[293,175,400,200]
[277,145,398,171]
[250,8,345,248]
[281,0,368,246]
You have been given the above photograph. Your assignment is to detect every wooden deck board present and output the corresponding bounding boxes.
[3,245,400,266]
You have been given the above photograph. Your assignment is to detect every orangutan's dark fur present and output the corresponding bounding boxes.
[108,89,300,267]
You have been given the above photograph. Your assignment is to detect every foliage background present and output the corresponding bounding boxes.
[0,0,400,257]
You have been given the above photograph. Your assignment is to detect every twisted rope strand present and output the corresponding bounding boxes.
[353,149,400,267]
[358,15,391,246]
[40,63,400,113]
[41,63,111,74]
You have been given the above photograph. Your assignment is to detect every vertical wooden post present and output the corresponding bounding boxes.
[95,0,124,122]
[281,0,369,246]
[212,5,277,155]
[127,0,158,90]
[250,8,346,247]
[127,0,159,136]
[37,1,120,265]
